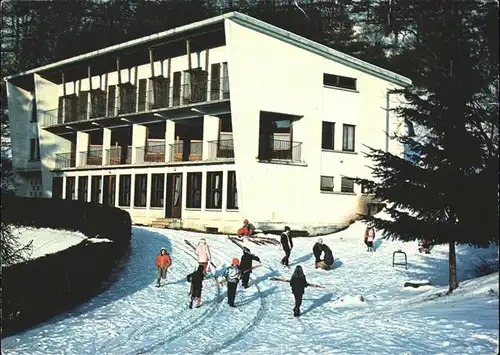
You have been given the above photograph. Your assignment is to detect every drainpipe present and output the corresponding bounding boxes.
[385,89,397,152]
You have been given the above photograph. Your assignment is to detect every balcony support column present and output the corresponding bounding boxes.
[76,131,89,167]
[203,115,219,160]
[165,119,176,161]
[132,124,147,164]
[103,128,111,165]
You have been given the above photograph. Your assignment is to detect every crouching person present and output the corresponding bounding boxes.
[290,265,309,317]
[313,238,323,268]
[187,264,205,309]
[155,247,172,287]
[224,258,241,307]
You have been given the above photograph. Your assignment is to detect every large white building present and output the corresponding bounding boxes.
[5,12,411,235]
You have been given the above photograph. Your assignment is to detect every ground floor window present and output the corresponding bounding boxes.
[187,172,202,208]
[150,174,165,207]
[134,174,147,207]
[119,175,132,206]
[320,176,334,192]
[77,176,88,201]
[52,177,63,199]
[65,177,75,200]
[341,177,355,193]
[206,171,223,209]
[90,176,102,203]
[227,171,238,209]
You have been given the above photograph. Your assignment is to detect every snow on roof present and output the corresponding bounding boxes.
[4,12,411,87]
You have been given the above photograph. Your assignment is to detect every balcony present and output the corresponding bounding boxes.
[169,141,203,162]
[208,139,234,159]
[39,76,230,131]
[258,139,303,163]
[79,147,103,167]
[55,152,76,169]
[136,142,166,163]
[107,146,132,165]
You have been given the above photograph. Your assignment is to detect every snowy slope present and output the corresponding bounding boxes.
[9,226,112,263]
[2,219,498,355]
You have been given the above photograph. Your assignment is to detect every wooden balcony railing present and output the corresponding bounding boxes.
[169,141,203,162]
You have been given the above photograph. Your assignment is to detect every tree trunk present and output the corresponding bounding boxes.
[448,241,458,292]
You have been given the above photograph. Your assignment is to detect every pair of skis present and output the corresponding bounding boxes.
[269,277,326,289]
[184,239,218,269]
[229,235,279,246]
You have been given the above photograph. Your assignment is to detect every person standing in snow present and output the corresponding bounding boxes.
[364,226,376,252]
[312,238,323,268]
[240,247,261,289]
[224,258,241,307]
[155,247,172,287]
[290,265,309,317]
[195,238,212,274]
[280,226,293,267]
[187,264,205,309]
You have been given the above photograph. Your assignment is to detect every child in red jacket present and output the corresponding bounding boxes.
[155,247,172,287]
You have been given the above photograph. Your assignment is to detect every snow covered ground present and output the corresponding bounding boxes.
[2,218,498,355]
[10,226,112,262]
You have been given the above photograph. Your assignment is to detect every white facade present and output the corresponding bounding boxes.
[5,12,411,235]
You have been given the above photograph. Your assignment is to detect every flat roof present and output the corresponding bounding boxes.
[5,12,411,87]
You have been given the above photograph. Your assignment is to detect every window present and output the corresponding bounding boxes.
[138,79,147,112]
[150,174,165,207]
[118,174,132,207]
[172,71,181,106]
[361,183,370,195]
[323,73,357,91]
[31,97,37,122]
[52,177,63,199]
[134,174,147,207]
[206,172,223,209]
[78,91,89,121]
[90,176,102,203]
[187,172,202,208]
[210,63,221,100]
[77,176,88,201]
[107,85,116,116]
[342,124,355,152]
[227,171,238,209]
[65,177,75,200]
[341,177,355,193]
[222,62,229,98]
[322,121,335,150]
[30,138,40,161]
[320,176,334,192]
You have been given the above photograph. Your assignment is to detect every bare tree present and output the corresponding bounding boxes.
[0,222,33,267]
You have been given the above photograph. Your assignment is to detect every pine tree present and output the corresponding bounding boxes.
[355,0,499,292]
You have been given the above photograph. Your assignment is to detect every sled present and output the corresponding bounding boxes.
[184,239,218,269]
[392,249,408,269]
[269,277,326,289]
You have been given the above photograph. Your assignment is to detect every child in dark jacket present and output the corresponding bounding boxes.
[290,265,309,317]
[240,247,261,288]
[312,238,323,267]
[224,258,242,307]
[187,264,205,309]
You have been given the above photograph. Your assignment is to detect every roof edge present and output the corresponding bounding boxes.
[229,12,412,87]
[4,12,237,81]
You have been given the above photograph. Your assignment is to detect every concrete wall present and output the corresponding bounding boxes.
[225,19,406,233]
[34,74,73,197]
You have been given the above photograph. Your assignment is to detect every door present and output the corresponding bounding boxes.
[166,173,182,218]
[103,175,116,207]
[52,177,63,199]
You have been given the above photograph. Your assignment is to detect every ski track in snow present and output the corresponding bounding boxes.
[2,221,499,355]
